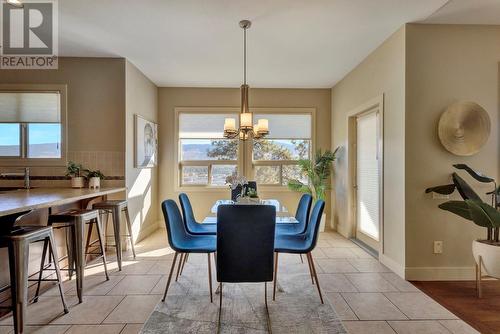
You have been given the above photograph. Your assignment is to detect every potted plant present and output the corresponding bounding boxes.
[287,148,339,231]
[426,164,500,292]
[66,161,85,188]
[85,169,105,189]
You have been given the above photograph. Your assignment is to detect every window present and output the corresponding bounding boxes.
[252,114,312,186]
[0,90,65,164]
[176,109,313,189]
[178,113,239,186]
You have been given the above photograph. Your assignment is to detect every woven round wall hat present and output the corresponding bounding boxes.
[438,101,490,156]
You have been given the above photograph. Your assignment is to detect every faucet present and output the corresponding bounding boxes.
[0,167,30,189]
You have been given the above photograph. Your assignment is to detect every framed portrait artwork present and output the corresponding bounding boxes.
[135,114,158,168]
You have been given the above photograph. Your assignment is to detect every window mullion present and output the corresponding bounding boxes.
[208,163,212,185]
[21,123,27,158]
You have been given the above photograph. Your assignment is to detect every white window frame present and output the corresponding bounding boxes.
[175,107,243,192]
[249,108,315,191]
[174,107,315,192]
[0,84,68,167]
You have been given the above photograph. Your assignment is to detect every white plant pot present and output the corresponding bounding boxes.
[472,239,500,279]
[71,176,85,188]
[88,177,101,189]
[319,213,326,232]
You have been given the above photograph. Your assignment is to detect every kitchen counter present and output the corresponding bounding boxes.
[0,187,126,217]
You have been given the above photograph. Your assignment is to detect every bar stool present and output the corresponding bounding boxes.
[92,200,136,271]
[0,211,68,334]
[39,209,109,303]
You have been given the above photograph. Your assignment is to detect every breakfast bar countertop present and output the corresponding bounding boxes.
[0,187,126,217]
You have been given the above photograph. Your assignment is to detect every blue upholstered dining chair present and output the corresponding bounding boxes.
[179,193,217,234]
[216,204,276,332]
[276,194,312,235]
[161,199,216,303]
[273,199,325,304]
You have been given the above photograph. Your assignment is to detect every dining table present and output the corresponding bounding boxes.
[202,199,298,224]
[204,198,295,294]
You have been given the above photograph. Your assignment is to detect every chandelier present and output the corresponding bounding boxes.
[223,20,269,141]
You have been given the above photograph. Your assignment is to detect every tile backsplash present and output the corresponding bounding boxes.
[0,150,125,188]
[68,150,125,177]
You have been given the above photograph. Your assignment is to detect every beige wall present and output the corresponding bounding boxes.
[0,57,126,181]
[405,24,500,280]
[125,61,159,241]
[158,88,332,224]
[331,27,406,274]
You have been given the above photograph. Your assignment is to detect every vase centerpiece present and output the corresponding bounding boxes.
[225,174,259,203]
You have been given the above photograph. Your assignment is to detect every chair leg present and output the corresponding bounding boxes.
[65,227,74,280]
[33,238,49,303]
[217,282,223,334]
[84,221,94,262]
[123,207,137,258]
[111,207,123,271]
[100,211,109,249]
[208,253,213,303]
[8,240,29,334]
[162,252,179,302]
[307,252,324,304]
[48,231,69,314]
[175,253,184,282]
[299,254,304,263]
[73,218,86,303]
[95,215,109,281]
[273,252,278,301]
[180,253,188,276]
[264,282,272,334]
[305,252,315,285]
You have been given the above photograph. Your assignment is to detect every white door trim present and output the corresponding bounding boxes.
[346,94,384,256]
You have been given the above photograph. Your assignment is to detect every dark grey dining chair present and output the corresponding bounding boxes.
[216,204,276,333]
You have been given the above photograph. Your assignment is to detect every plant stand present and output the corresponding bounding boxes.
[475,255,483,298]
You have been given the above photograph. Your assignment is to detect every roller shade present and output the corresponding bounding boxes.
[179,113,238,139]
[254,114,311,139]
[0,92,61,123]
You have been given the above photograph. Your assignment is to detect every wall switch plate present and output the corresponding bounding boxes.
[432,193,450,200]
[433,241,443,254]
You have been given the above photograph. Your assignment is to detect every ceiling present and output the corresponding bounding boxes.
[58,0,491,88]
[421,0,500,25]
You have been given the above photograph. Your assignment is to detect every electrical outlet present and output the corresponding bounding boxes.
[432,193,450,200]
[433,241,443,254]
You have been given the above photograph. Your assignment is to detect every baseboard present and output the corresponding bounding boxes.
[405,266,475,281]
[136,221,162,243]
[379,254,405,278]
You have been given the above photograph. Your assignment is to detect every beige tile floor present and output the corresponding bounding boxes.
[0,230,479,334]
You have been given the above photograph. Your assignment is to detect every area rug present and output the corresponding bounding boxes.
[141,255,347,334]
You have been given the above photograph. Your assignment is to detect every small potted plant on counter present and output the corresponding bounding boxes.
[287,148,339,232]
[426,164,500,297]
[85,169,105,189]
[66,161,85,188]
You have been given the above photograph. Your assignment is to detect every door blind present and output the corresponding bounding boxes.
[356,111,380,241]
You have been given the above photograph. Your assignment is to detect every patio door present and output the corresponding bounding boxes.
[354,109,381,250]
